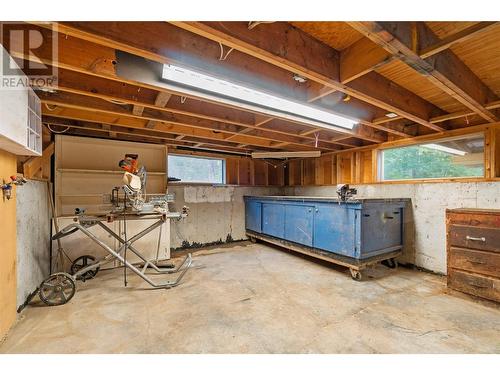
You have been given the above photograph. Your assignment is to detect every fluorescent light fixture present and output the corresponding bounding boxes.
[162,64,357,130]
[252,151,321,159]
[421,143,467,156]
[385,112,398,118]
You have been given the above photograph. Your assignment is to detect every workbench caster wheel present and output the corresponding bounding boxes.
[382,258,398,269]
[39,273,76,306]
[349,268,362,281]
[249,237,257,243]
[71,255,99,281]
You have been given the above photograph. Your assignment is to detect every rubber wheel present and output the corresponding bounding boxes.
[349,268,362,281]
[382,258,398,269]
[39,273,76,306]
[71,255,99,281]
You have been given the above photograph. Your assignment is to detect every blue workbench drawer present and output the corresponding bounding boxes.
[262,203,285,238]
[313,203,359,257]
[245,200,262,233]
[285,205,314,247]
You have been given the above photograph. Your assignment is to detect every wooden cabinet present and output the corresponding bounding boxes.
[446,209,500,303]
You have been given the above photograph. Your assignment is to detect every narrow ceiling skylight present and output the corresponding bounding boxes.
[421,143,467,156]
[162,64,357,130]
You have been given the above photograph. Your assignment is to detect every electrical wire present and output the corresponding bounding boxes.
[247,21,275,30]
[218,42,234,61]
[105,98,129,105]
[44,103,58,111]
[46,123,70,134]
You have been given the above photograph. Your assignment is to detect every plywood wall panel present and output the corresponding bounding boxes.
[268,164,284,186]
[238,158,253,186]
[253,160,268,186]
[0,150,17,339]
[225,158,239,185]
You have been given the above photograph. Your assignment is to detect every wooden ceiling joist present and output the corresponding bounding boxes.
[12,23,388,147]
[170,21,445,132]
[9,21,497,153]
[40,94,343,152]
[44,22,410,139]
[38,91,346,151]
[27,65,362,150]
[145,92,172,129]
[348,22,499,124]
[339,22,498,84]
[43,117,262,154]
[42,110,289,153]
[419,22,498,59]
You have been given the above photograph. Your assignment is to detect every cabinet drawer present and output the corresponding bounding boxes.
[447,211,500,227]
[449,225,500,253]
[448,270,500,303]
[449,247,500,278]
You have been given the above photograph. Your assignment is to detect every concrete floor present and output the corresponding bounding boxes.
[1,243,499,353]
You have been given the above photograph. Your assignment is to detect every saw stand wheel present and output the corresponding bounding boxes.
[39,273,76,306]
[71,255,100,281]
[349,268,362,281]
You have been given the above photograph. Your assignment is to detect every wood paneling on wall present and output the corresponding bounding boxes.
[0,149,18,338]
[287,126,500,186]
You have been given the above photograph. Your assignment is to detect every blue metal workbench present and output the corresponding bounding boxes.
[244,196,408,280]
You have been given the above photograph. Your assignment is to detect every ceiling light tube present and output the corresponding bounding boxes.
[421,143,467,156]
[162,64,358,130]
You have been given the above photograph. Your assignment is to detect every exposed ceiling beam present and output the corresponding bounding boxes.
[43,109,296,153]
[375,99,500,127]
[13,23,386,145]
[340,37,392,84]
[43,22,411,139]
[170,21,445,132]
[28,66,356,150]
[43,117,260,155]
[145,92,172,128]
[39,92,340,151]
[419,22,498,59]
[38,91,344,151]
[347,22,499,123]
[340,22,498,83]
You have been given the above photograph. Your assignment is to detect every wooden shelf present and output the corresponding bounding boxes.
[57,168,166,176]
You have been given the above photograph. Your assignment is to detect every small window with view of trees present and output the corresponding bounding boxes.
[381,133,485,181]
[168,154,225,184]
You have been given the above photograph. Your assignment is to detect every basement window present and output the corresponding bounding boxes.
[162,64,358,131]
[380,133,485,181]
[168,154,225,184]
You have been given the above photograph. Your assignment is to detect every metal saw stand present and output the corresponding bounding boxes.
[39,212,192,306]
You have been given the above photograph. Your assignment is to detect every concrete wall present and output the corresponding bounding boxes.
[0,149,17,339]
[285,181,500,274]
[16,180,51,309]
[168,185,283,249]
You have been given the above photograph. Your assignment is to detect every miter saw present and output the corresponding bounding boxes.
[110,153,184,215]
[39,153,193,307]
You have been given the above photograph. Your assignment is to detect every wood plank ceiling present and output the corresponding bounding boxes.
[3,21,500,155]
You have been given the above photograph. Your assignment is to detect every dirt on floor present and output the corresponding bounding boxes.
[1,243,499,353]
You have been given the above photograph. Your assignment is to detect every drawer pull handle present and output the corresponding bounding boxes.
[465,236,486,242]
[470,282,488,289]
[469,259,486,265]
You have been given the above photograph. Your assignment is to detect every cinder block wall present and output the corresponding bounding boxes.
[167,185,284,249]
[284,181,500,274]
